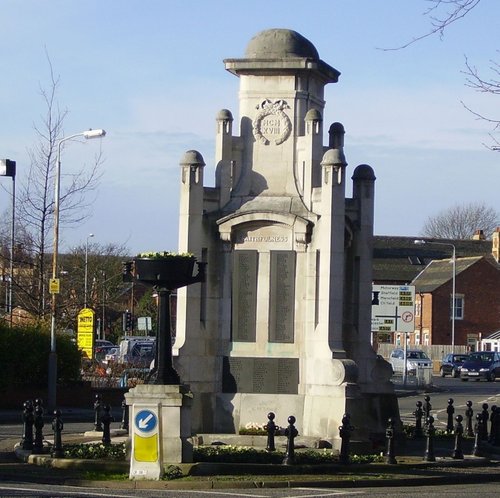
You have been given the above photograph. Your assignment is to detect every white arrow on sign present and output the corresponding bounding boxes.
[138,413,154,429]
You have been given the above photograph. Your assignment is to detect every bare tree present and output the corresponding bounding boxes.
[420,202,500,239]
[15,57,103,318]
[382,1,500,147]
[385,0,482,50]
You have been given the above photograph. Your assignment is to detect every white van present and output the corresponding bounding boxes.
[118,337,156,367]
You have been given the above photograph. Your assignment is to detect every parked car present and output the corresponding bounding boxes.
[94,344,116,362]
[460,351,500,382]
[389,349,432,375]
[103,347,119,365]
[440,353,469,378]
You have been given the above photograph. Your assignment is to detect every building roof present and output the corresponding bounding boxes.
[245,29,319,60]
[373,235,493,284]
[483,330,500,340]
[411,256,483,292]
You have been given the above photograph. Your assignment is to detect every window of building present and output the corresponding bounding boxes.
[415,301,421,317]
[415,332,420,345]
[452,294,464,320]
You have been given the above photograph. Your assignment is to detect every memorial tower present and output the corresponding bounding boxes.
[175,28,397,443]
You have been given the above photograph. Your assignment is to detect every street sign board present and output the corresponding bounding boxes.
[371,284,415,333]
[77,308,95,359]
[49,278,60,294]
[130,404,161,479]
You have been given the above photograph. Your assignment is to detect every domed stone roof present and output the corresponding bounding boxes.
[180,150,205,167]
[245,29,319,60]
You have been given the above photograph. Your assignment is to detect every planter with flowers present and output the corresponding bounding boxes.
[127,251,206,385]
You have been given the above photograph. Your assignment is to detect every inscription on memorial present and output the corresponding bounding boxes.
[222,357,299,394]
[232,251,258,342]
[269,251,296,343]
[252,99,292,146]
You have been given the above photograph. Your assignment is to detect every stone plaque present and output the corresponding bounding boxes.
[232,251,258,342]
[269,251,296,343]
[222,357,299,394]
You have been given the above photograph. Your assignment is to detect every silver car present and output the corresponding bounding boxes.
[389,349,432,375]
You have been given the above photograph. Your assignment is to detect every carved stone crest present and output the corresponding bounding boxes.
[253,99,292,145]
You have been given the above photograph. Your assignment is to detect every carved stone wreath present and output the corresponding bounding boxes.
[253,99,292,145]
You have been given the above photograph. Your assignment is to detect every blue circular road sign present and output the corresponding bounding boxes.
[135,409,157,433]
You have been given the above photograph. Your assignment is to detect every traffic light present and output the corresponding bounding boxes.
[122,261,134,282]
[123,311,133,332]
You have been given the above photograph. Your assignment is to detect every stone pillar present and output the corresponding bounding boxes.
[125,384,193,472]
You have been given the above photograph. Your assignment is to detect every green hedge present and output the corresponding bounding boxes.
[0,323,82,388]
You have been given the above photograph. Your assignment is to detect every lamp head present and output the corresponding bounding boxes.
[83,129,106,139]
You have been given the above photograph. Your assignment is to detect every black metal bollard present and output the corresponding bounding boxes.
[413,401,424,438]
[473,413,484,457]
[489,405,497,444]
[446,398,455,434]
[423,415,436,462]
[94,394,103,432]
[452,414,464,459]
[481,403,489,441]
[339,413,354,465]
[51,410,64,458]
[264,412,277,452]
[492,406,500,446]
[101,404,114,445]
[282,415,298,465]
[32,398,45,455]
[385,417,397,464]
[120,399,129,432]
[423,395,432,427]
[21,400,34,450]
[465,400,474,437]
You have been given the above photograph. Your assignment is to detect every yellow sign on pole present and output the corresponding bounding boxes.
[77,308,95,359]
[49,278,60,294]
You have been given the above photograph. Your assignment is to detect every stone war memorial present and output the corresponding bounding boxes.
[174,28,398,448]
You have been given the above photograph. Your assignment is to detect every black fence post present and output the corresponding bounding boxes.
[32,398,45,455]
[465,400,474,437]
[423,415,436,462]
[385,417,397,464]
[120,398,129,432]
[423,395,432,428]
[282,415,298,465]
[452,414,464,459]
[101,404,114,445]
[413,401,424,438]
[94,394,103,432]
[339,413,354,465]
[481,403,489,441]
[473,413,484,457]
[264,412,276,452]
[446,398,455,434]
[21,400,34,451]
[51,410,64,458]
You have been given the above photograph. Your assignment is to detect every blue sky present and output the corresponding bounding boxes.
[1,0,499,255]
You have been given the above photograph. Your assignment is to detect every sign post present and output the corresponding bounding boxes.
[130,405,161,479]
[372,285,415,385]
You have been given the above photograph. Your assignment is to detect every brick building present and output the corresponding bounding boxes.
[373,229,500,349]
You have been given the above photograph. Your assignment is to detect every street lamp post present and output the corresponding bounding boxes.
[0,159,16,325]
[84,233,94,308]
[48,129,106,411]
[414,239,456,351]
